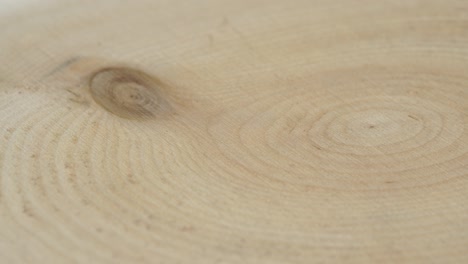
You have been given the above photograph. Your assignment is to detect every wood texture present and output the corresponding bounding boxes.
[1,0,468,263]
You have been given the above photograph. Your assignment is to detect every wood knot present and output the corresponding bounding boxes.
[89,67,170,119]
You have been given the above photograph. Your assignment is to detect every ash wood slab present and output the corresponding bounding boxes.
[1,0,468,263]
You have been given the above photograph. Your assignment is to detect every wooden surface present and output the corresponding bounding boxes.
[1,0,468,263]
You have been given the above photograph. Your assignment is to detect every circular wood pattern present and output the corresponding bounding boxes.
[1,0,468,263]
[89,67,172,119]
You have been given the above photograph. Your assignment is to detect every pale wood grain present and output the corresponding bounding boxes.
[1,0,468,263]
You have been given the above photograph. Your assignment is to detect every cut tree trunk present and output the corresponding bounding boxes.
[1,0,468,263]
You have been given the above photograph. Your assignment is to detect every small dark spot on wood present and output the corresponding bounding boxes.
[127,173,137,184]
[208,34,214,47]
[180,226,196,232]
[408,115,419,121]
[220,17,229,27]
[22,202,35,217]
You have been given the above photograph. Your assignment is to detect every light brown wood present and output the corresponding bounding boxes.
[2,0,468,263]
